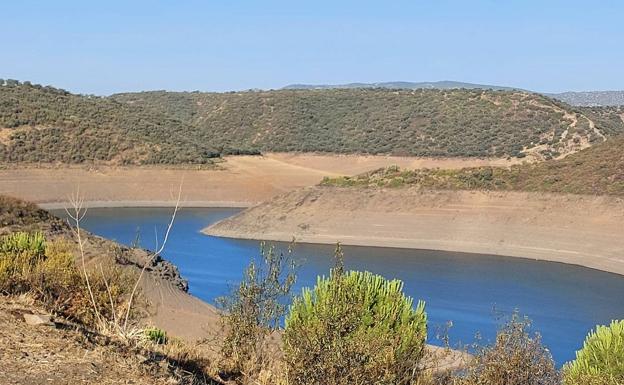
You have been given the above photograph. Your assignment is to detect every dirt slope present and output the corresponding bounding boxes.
[204,186,624,275]
[0,296,187,385]
[0,154,517,207]
[0,195,220,343]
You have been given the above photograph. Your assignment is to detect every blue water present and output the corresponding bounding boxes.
[53,207,624,365]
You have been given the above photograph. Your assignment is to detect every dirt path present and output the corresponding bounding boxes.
[0,154,517,207]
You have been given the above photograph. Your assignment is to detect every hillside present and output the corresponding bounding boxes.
[282,81,624,107]
[113,88,621,159]
[550,91,624,107]
[2,81,623,164]
[0,81,228,165]
[321,135,624,196]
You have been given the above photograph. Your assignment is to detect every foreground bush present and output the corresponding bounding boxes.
[217,242,296,382]
[0,231,139,328]
[563,320,624,385]
[454,314,560,385]
[283,259,427,385]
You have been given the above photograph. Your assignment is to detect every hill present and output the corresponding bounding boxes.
[2,80,623,164]
[0,81,231,165]
[549,91,624,107]
[113,88,621,159]
[321,134,624,196]
[283,81,624,107]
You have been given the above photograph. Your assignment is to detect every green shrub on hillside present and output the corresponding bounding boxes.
[0,231,140,327]
[283,249,427,385]
[0,82,222,165]
[563,320,624,385]
[320,137,624,197]
[0,232,48,292]
[144,327,168,345]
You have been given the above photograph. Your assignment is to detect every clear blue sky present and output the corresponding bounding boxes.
[2,0,622,95]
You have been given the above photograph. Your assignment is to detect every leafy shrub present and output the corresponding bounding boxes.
[217,242,296,381]
[144,327,168,345]
[563,320,624,385]
[0,232,46,291]
[0,231,140,328]
[454,313,560,385]
[283,250,427,385]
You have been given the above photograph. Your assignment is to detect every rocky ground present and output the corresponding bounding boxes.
[0,296,208,385]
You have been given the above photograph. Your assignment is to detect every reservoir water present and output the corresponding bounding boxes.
[53,207,624,365]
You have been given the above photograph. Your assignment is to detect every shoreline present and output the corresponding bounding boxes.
[203,187,624,276]
[206,231,624,277]
[39,200,253,210]
[33,194,624,277]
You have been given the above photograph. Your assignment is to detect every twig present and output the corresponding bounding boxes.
[65,191,102,326]
[122,180,183,330]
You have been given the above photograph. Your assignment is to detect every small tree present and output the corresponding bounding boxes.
[283,245,427,385]
[217,242,296,380]
[455,313,560,385]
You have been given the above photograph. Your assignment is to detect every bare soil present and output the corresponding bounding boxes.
[0,154,519,207]
[204,186,624,275]
[0,296,189,385]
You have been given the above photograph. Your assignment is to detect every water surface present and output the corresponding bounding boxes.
[53,207,624,365]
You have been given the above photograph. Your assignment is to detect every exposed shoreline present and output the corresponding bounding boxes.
[39,200,252,210]
[0,154,517,207]
[204,187,624,276]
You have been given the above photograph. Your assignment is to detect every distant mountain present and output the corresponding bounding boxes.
[284,82,624,107]
[548,91,624,107]
[283,81,520,92]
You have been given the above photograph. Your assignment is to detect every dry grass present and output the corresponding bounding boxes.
[0,295,218,385]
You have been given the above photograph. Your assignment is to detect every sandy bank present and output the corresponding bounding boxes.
[0,153,516,206]
[204,187,624,275]
[38,200,250,210]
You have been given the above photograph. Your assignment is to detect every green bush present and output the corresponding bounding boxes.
[564,320,624,385]
[283,259,427,385]
[144,327,168,345]
[0,232,47,292]
[0,231,140,328]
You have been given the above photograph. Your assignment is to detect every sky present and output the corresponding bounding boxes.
[1,0,623,95]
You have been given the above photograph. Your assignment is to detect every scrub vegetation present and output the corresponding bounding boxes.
[321,134,624,196]
[113,88,621,158]
[2,80,623,165]
[563,320,624,385]
[0,81,236,164]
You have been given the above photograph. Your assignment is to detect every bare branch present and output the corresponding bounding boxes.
[123,179,184,330]
[65,190,102,327]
